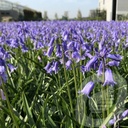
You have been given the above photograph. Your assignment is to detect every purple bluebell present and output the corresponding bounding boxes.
[65,50,72,59]
[107,61,120,67]
[45,46,54,57]
[44,62,52,73]
[81,56,98,72]
[21,45,28,53]
[84,52,93,59]
[0,66,5,74]
[74,42,80,51]
[0,72,7,85]
[52,61,59,74]
[47,68,53,74]
[121,109,128,118]
[62,41,67,51]
[109,118,116,125]
[45,64,53,74]
[97,61,103,76]
[107,54,123,61]
[59,55,67,65]
[99,40,103,50]
[81,44,87,51]
[48,37,55,46]
[0,47,8,59]
[81,65,86,74]
[62,31,68,41]
[99,39,104,51]
[84,43,92,52]
[65,60,72,70]
[56,44,62,58]
[72,51,81,63]
[0,36,5,45]
[6,39,19,48]
[0,89,6,100]
[103,68,116,86]
[99,47,108,58]
[0,58,5,74]
[36,41,44,49]
[78,81,95,98]
[67,41,74,50]
[7,64,17,73]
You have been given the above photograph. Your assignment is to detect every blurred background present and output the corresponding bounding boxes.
[0,0,128,22]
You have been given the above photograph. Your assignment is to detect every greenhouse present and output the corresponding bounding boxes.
[0,0,42,21]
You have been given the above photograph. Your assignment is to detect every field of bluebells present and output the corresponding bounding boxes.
[0,21,128,128]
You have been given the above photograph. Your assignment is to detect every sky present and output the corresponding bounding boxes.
[9,0,98,19]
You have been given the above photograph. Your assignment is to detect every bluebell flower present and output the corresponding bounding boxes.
[107,61,120,67]
[7,64,17,73]
[0,47,9,59]
[109,118,116,125]
[62,41,67,51]
[44,62,52,72]
[52,61,59,74]
[56,44,62,58]
[48,37,55,46]
[72,51,81,63]
[65,50,71,59]
[0,58,5,74]
[0,89,6,100]
[99,47,108,58]
[83,43,92,52]
[103,68,116,86]
[78,81,95,98]
[36,41,44,49]
[81,56,98,72]
[46,46,54,57]
[63,33,68,41]
[97,61,103,76]
[0,72,7,85]
[84,52,93,59]
[65,60,72,70]
[21,45,28,53]
[67,41,74,50]
[0,66,5,74]
[121,109,128,118]
[6,39,19,48]
[107,54,123,61]
[99,39,104,51]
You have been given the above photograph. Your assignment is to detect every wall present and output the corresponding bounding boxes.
[99,0,128,21]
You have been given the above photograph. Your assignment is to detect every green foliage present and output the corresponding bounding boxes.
[77,9,82,20]
[43,11,48,21]
[23,9,42,21]
[61,11,69,21]
[54,13,59,20]
[89,9,106,21]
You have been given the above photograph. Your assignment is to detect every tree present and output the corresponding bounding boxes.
[44,11,48,20]
[77,9,82,20]
[89,9,106,21]
[54,13,58,20]
[61,11,69,20]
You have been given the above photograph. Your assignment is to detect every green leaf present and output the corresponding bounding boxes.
[22,92,36,128]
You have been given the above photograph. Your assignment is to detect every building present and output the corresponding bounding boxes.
[99,0,128,21]
[0,0,42,21]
